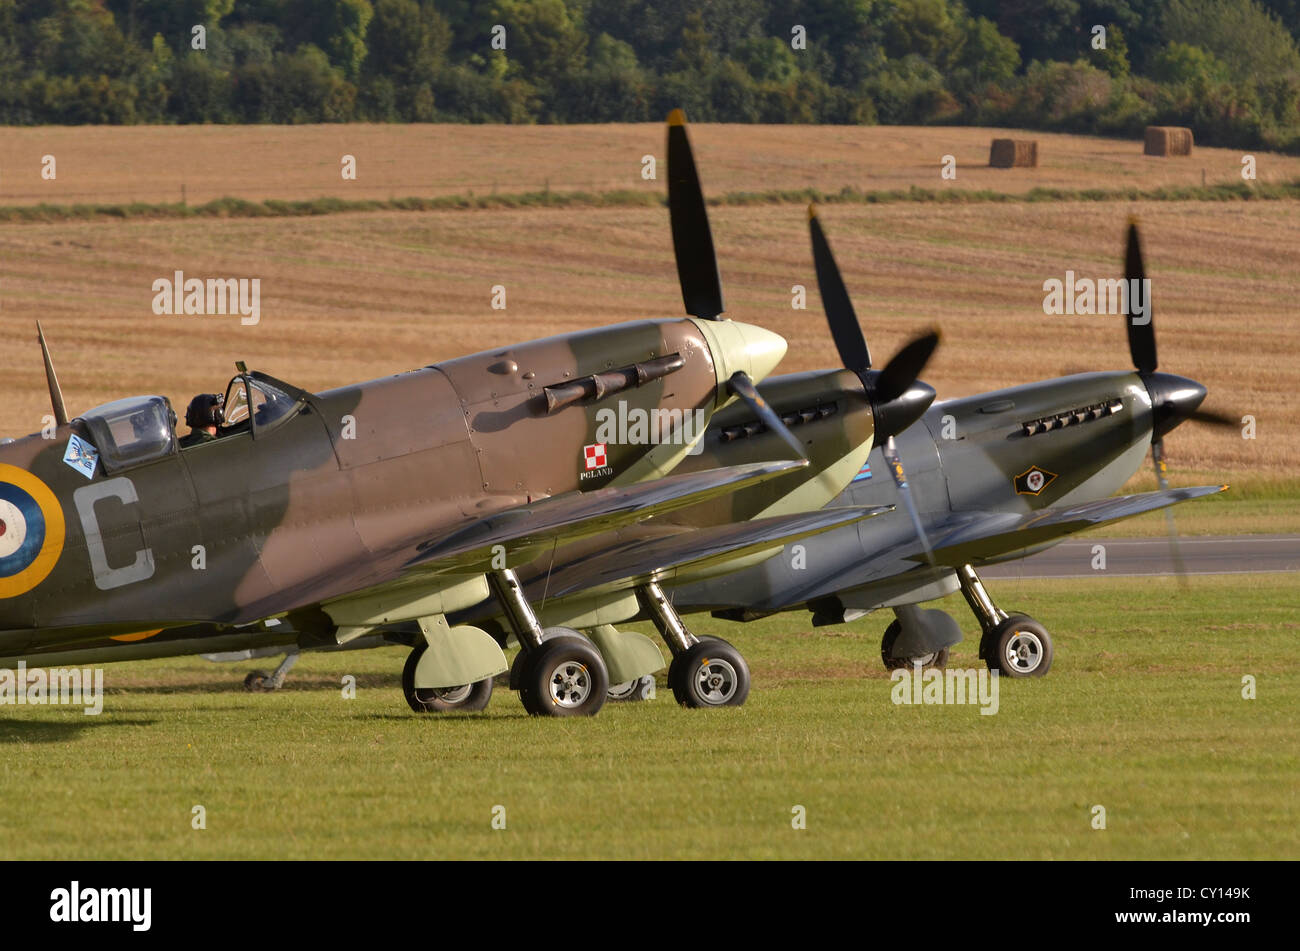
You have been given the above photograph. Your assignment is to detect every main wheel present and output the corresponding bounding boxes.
[667,637,750,708]
[982,615,1053,678]
[243,670,271,692]
[879,620,949,671]
[401,644,494,713]
[517,635,609,717]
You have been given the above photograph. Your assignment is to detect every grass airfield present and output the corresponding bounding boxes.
[1,574,1294,860]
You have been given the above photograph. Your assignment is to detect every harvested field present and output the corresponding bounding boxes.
[1,199,1295,486]
[0,123,1295,207]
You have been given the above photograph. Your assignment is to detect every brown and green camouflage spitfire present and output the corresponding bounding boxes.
[0,315,800,714]
[0,111,942,715]
[0,108,841,719]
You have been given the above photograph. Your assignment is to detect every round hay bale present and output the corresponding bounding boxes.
[1144,126,1194,156]
[989,138,1038,168]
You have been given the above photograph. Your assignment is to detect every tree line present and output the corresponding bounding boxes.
[2,0,1299,152]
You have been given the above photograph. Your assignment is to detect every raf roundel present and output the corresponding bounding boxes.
[0,464,66,598]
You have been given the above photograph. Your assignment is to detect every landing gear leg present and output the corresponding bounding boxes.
[956,564,1054,678]
[637,581,750,708]
[488,568,608,716]
[243,650,300,692]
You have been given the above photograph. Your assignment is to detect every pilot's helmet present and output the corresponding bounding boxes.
[185,393,225,429]
[130,410,156,439]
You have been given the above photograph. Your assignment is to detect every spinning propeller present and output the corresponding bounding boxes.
[666,110,941,560]
[666,109,805,456]
[808,205,941,564]
[1124,220,1237,579]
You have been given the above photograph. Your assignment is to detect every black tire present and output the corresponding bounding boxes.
[517,635,608,717]
[668,637,750,708]
[243,670,270,692]
[401,644,494,713]
[511,626,582,705]
[879,620,950,671]
[982,615,1053,678]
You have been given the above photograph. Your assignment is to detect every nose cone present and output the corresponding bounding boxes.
[870,379,937,441]
[1144,372,1207,440]
[693,319,788,395]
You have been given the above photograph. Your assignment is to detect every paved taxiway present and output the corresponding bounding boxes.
[980,535,1300,579]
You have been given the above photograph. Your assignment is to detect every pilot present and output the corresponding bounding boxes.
[180,393,224,448]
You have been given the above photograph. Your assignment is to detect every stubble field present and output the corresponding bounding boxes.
[2,126,1297,517]
[4,122,1299,206]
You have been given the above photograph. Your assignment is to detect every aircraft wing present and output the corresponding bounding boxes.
[406,459,808,573]
[247,460,806,621]
[716,483,1230,617]
[914,484,1228,566]
[538,504,893,599]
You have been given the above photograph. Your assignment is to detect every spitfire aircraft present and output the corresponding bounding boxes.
[1,111,930,715]
[2,115,1229,712]
[0,165,841,717]
[664,219,1234,679]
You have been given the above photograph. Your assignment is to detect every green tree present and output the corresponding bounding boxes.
[1151,42,1231,85]
[1093,23,1130,77]
[106,0,236,47]
[283,0,373,80]
[1162,0,1300,83]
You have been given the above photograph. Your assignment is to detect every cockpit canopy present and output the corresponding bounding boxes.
[77,395,177,473]
[221,374,299,432]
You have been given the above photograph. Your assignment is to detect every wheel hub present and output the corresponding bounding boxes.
[694,658,739,704]
[548,661,592,708]
[430,684,472,704]
[1004,630,1043,673]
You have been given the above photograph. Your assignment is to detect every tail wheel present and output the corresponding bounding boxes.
[607,675,656,702]
[402,644,494,712]
[879,619,949,671]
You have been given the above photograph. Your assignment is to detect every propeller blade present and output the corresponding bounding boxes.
[1152,439,1189,587]
[727,371,806,460]
[1125,219,1158,374]
[882,436,935,568]
[1187,408,1239,428]
[808,205,871,372]
[874,330,941,405]
[666,109,724,320]
[1151,437,1170,493]
[36,320,68,426]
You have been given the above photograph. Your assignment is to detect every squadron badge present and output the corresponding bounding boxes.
[1014,465,1058,496]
